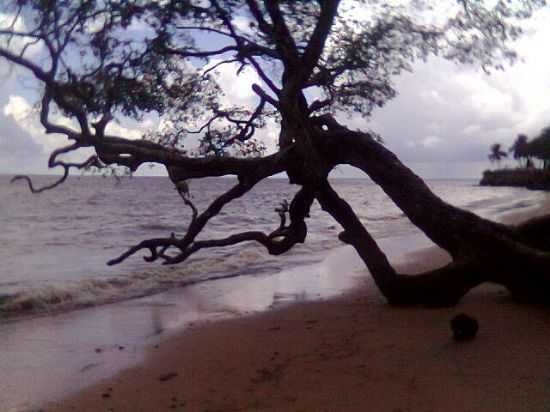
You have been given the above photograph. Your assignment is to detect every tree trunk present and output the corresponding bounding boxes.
[309,118,550,305]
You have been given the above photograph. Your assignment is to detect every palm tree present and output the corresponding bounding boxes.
[488,143,507,168]
[528,127,550,170]
[509,134,530,168]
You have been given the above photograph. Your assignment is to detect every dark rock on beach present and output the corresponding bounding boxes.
[450,313,479,341]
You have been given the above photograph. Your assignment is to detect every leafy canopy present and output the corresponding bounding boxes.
[1,0,544,159]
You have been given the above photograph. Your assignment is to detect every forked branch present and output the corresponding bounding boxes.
[11,142,100,193]
[108,185,313,267]
[315,180,487,305]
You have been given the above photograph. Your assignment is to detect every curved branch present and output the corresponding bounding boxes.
[11,142,99,193]
[180,180,256,248]
[514,214,550,251]
[313,115,515,256]
[107,237,179,266]
[97,135,293,178]
[251,84,279,108]
[166,186,314,265]
[300,0,340,83]
[263,0,300,67]
[202,58,240,76]
[315,180,486,306]
[159,44,239,59]
[11,155,99,193]
[11,173,71,194]
[229,98,266,143]
[164,231,289,265]
[0,45,51,82]
[109,184,314,267]
[109,176,263,266]
[40,92,84,140]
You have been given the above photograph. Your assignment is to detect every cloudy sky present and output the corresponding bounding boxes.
[1,5,549,179]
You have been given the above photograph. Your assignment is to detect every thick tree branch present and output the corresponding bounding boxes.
[11,143,99,193]
[5,0,550,307]
[166,185,314,265]
[514,214,550,251]
[109,185,313,266]
[107,237,180,266]
[0,46,51,82]
[315,180,487,305]
[312,115,514,256]
[262,0,301,67]
[245,0,274,37]
[300,0,340,83]
[310,119,550,303]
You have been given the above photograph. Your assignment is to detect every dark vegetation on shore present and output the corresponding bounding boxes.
[480,169,550,190]
[482,128,550,190]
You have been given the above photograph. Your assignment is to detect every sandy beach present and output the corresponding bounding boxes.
[8,193,550,412]
[3,0,550,410]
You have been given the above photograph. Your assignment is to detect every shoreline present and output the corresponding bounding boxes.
[37,194,550,412]
[2,236,420,411]
[1,193,547,411]
[2,235,436,412]
[49,285,550,412]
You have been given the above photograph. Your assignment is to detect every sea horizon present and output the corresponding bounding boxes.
[0,176,544,320]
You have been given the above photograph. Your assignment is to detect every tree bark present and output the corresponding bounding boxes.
[309,117,550,305]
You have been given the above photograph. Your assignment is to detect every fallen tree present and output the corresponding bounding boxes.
[1,0,549,306]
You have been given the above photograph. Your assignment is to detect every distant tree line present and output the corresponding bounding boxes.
[490,126,550,170]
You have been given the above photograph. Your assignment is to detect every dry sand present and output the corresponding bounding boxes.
[39,194,550,411]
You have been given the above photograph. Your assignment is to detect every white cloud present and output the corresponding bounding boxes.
[4,95,78,153]
[105,121,143,140]
[210,61,261,105]
[4,94,32,121]
[419,90,445,104]
[3,94,145,158]
[0,13,43,58]
[422,135,441,147]
[462,124,481,135]
[232,15,255,36]
[3,95,45,143]
[1,4,550,178]
[357,6,550,178]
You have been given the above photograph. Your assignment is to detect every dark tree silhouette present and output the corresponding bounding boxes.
[1,0,550,306]
[488,143,508,168]
[509,134,531,168]
[528,127,550,170]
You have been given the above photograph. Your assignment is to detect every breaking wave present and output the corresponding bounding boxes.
[0,176,545,319]
[0,244,325,318]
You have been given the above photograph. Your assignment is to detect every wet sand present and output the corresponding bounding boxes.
[9,194,550,411]
[2,237,419,411]
[47,283,550,412]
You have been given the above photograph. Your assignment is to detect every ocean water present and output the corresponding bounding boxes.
[0,175,544,318]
